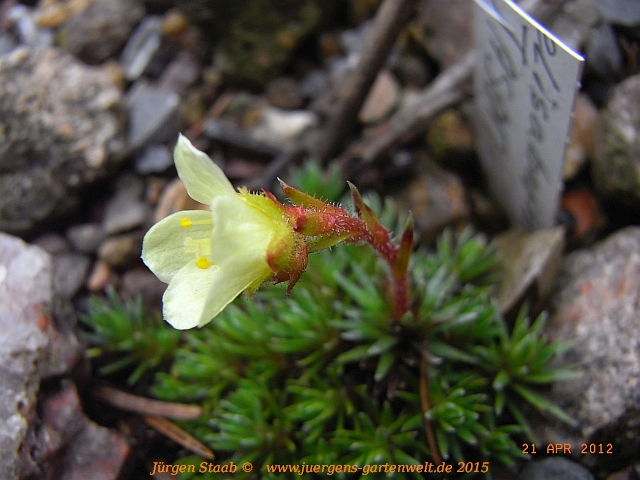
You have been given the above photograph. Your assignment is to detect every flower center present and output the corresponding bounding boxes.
[180,216,214,270]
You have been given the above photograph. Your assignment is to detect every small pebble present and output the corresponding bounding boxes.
[66,223,105,255]
[32,233,71,255]
[250,107,318,149]
[52,253,90,299]
[359,70,400,124]
[162,9,189,36]
[154,178,208,223]
[119,16,163,81]
[157,50,201,97]
[103,192,149,236]
[98,232,144,269]
[135,144,174,175]
[127,84,180,149]
[87,260,117,292]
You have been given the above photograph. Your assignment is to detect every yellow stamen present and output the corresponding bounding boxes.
[180,216,213,229]
[195,256,211,269]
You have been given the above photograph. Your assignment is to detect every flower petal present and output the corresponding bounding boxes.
[162,255,272,329]
[162,261,219,329]
[174,134,235,203]
[210,195,278,266]
[142,210,212,283]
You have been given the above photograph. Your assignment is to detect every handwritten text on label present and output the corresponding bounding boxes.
[473,0,583,230]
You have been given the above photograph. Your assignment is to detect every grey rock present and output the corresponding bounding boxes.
[599,0,640,26]
[517,457,594,480]
[540,227,640,453]
[52,253,90,299]
[58,0,145,63]
[157,50,201,97]
[103,191,150,235]
[119,16,163,81]
[0,233,81,479]
[66,223,105,255]
[249,107,318,151]
[0,46,127,233]
[127,84,180,149]
[135,144,174,174]
[593,74,640,209]
[0,234,50,478]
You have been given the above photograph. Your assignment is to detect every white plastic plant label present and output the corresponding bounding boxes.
[473,0,584,230]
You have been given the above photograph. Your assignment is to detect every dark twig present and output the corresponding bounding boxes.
[144,415,215,460]
[420,356,442,464]
[315,0,418,160]
[91,383,202,420]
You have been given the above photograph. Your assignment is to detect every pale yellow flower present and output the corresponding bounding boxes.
[142,135,295,329]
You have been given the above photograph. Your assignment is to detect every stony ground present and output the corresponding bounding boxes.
[0,0,639,479]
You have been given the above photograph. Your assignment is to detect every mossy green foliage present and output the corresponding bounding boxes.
[81,288,181,386]
[82,167,576,477]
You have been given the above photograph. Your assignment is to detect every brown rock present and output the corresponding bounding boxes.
[98,233,144,270]
[564,93,598,179]
[153,178,209,223]
[396,160,469,242]
[87,260,118,292]
[33,382,130,480]
[359,70,400,124]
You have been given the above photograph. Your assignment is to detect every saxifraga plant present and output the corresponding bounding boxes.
[147,225,576,479]
[82,148,577,478]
